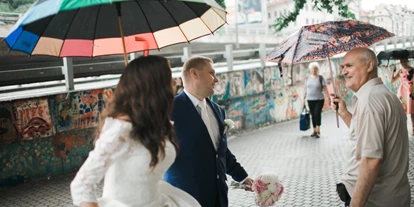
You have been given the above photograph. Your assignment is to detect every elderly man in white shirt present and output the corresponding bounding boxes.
[332,47,410,207]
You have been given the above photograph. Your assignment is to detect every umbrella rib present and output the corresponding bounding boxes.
[90,5,102,58]
[182,1,213,34]
[158,2,189,43]
[57,8,82,57]
[290,28,304,65]
[135,0,160,50]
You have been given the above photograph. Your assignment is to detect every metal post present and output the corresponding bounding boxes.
[225,44,234,70]
[62,57,74,91]
[259,43,266,68]
[235,0,239,49]
[394,37,397,49]
[129,52,136,62]
[403,36,406,48]
[182,46,192,63]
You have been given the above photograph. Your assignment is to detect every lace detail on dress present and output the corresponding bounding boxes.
[70,118,132,206]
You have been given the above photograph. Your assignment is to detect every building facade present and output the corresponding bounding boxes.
[361,4,414,37]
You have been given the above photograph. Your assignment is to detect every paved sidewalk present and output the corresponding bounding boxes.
[1,112,414,207]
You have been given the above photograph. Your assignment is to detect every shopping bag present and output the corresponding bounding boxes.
[299,106,310,131]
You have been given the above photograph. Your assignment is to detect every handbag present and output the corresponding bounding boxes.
[299,106,310,131]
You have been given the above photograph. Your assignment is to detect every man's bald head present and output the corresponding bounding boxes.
[347,47,378,73]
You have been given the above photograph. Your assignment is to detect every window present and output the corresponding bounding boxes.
[306,18,309,24]
[284,9,287,15]
[268,12,271,19]
[275,11,277,17]
[312,19,314,24]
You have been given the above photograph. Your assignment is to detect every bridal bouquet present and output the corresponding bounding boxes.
[224,119,235,133]
[252,173,284,207]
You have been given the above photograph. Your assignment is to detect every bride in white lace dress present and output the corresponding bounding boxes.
[70,56,201,207]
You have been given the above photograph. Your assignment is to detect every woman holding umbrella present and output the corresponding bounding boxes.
[391,58,414,135]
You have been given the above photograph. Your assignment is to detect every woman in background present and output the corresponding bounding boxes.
[70,56,200,207]
[391,58,414,135]
[303,62,330,138]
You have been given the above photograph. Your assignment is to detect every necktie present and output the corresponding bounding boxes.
[197,102,217,150]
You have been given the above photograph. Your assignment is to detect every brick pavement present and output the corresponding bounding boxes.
[1,111,414,207]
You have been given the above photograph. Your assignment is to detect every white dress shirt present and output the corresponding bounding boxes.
[184,90,220,151]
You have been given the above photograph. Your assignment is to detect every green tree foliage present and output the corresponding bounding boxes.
[0,0,35,12]
[272,0,355,32]
[214,0,226,9]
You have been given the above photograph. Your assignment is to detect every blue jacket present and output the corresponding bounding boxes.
[165,92,248,207]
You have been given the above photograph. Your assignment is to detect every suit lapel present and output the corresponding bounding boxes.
[181,92,216,151]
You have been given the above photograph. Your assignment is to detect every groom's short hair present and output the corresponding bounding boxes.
[182,56,213,82]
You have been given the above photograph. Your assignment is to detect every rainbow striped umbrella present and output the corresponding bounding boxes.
[5,0,227,65]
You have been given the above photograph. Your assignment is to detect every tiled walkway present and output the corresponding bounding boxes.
[1,112,414,207]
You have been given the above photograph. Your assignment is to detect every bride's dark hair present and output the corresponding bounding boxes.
[95,55,178,168]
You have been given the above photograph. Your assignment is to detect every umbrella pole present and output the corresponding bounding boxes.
[116,3,128,66]
[325,47,340,128]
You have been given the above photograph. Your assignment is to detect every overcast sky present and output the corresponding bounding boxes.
[361,0,414,10]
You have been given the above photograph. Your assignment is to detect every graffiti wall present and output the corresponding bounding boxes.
[51,89,113,132]
[0,103,18,144]
[14,98,55,140]
[212,56,352,131]
[0,88,112,186]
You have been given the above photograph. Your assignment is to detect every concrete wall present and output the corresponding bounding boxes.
[0,57,355,186]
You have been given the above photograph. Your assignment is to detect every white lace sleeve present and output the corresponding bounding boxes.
[70,118,131,206]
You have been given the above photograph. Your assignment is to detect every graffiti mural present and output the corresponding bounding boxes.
[52,129,95,172]
[13,98,55,140]
[292,63,307,85]
[244,69,264,95]
[0,136,58,186]
[213,73,230,101]
[271,88,288,122]
[52,129,94,159]
[52,89,113,132]
[227,97,245,130]
[229,71,245,97]
[0,103,19,144]
[378,65,399,94]
[287,86,306,120]
[264,66,283,91]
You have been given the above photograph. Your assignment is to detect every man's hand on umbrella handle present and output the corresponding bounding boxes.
[330,94,348,117]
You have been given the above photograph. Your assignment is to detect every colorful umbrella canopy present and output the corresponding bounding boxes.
[266,20,395,64]
[5,0,226,64]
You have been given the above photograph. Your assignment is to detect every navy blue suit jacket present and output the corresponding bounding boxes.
[165,92,248,207]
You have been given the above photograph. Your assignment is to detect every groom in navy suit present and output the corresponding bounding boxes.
[165,56,253,207]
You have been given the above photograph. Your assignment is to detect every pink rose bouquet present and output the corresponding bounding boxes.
[252,173,284,207]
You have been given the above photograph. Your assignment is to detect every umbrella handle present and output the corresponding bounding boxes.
[332,94,339,128]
